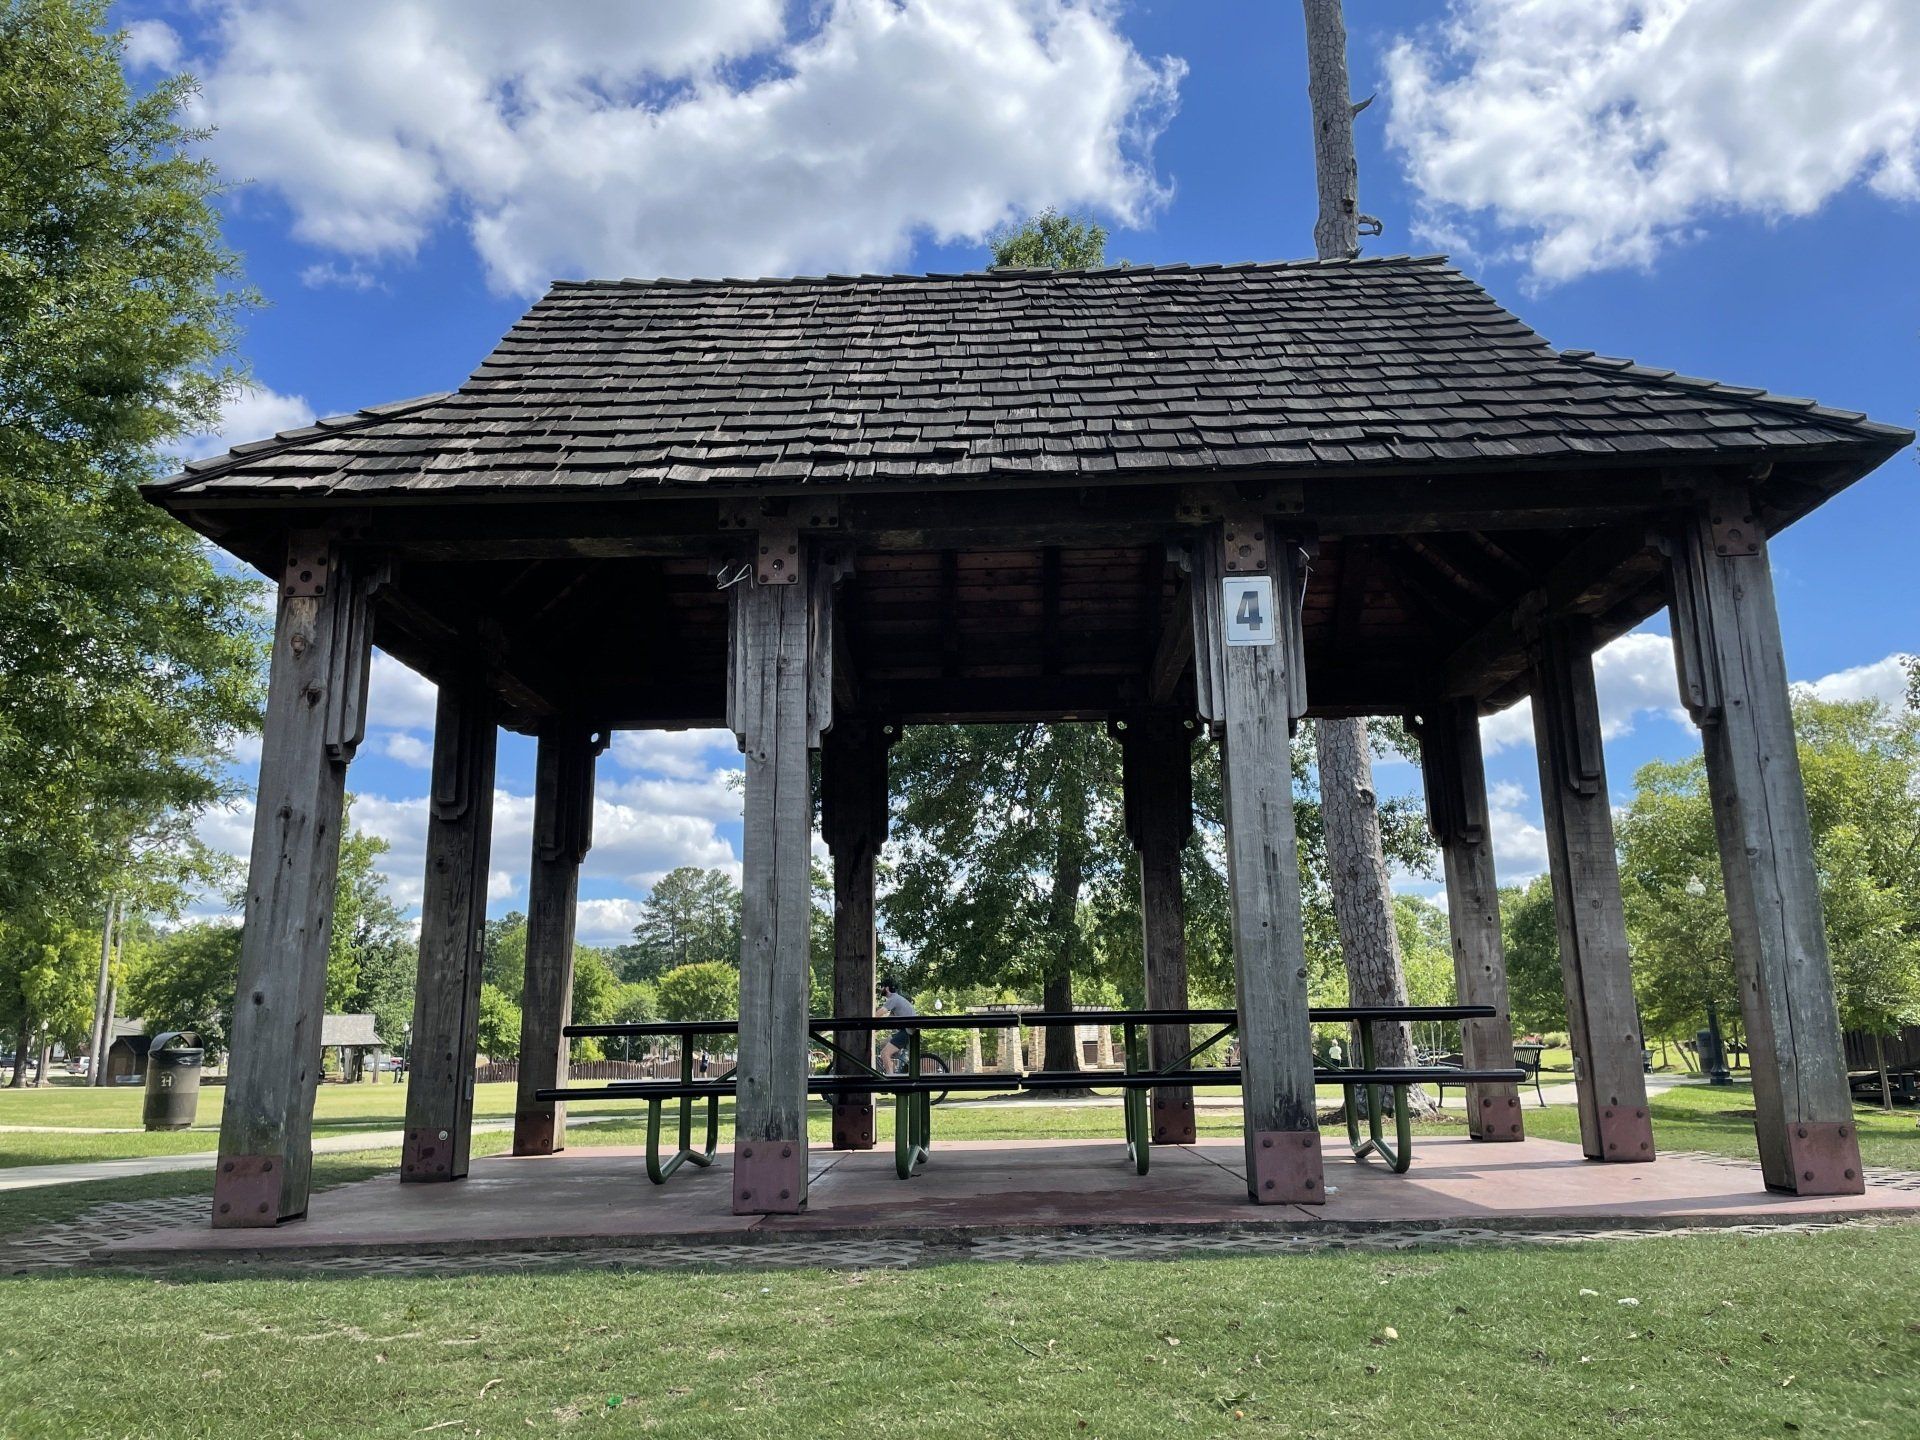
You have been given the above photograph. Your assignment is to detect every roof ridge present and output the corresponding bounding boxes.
[547,253,1455,292]
[1556,350,1911,441]
[145,391,455,492]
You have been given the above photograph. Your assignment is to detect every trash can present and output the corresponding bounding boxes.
[143,1031,204,1131]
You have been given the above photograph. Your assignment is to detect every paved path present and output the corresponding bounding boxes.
[0,1115,631,1193]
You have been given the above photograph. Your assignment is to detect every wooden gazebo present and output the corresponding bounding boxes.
[148,255,1909,1226]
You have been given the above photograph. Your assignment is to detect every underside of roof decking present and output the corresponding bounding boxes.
[145,256,1911,732]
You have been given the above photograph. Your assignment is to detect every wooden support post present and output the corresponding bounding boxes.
[1665,489,1863,1194]
[1116,713,1198,1144]
[1191,518,1324,1202]
[1528,617,1654,1163]
[821,718,892,1150]
[1415,698,1524,1140]
[213,535,379,1227]
[728,540,831,1214]
[401,676,498,1182]
[512,726,605,1156]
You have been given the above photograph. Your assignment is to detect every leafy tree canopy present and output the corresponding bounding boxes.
[621,867,741,980]
[989,208,1110,269]
[654,961,740,1025]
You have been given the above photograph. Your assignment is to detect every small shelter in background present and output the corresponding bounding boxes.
[321,1014,384,1082]
[102,1018,151,1085]
[147,255,1910,1228]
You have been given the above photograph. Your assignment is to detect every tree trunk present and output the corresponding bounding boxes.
[34,1030,52,1088]
[1041,733,1089,1079]
[1319,721,1435,1115]
[1299,0,1426,1112]
[6,1025,29,1087]
[1878,1033,1893,1114]
[1302,0,1362,260]
[87,895,117,1085]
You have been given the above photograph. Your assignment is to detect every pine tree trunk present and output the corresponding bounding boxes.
[1299,0,1428,1113]
[1042,734,1089,1081]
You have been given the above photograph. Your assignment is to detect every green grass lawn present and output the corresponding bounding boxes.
[2,1222,1916,1437]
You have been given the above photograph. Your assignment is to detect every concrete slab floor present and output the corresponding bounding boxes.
[92,1136,1920,1265]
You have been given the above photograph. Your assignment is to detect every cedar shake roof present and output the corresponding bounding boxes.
[151,255,1910,501]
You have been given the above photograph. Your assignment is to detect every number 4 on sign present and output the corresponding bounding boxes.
[1224,576,1277,646]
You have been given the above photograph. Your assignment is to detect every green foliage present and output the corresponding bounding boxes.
[1617,694,1920,1042]
[567,948,620,1061]
[0,0,264,944]
[623,867,740,980]
[475,983,521,1060]
[118,919,240,1059]
[481,911,527,995]
[114,800,410,1057]
[327,809,412,1042]
[0,913,98,1069]
[883,723,1130,1009]
[1500,875,1568,1035]
[654,961,739,1024]
[989,208,1109,269]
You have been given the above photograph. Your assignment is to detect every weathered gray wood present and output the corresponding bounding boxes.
[731,547,822,1213]
[214,537,378,1226]
[821,717,892,1150]
[1197,522,1324,1202]
[513,727,604,1156]
[401,676,498,1182]
[1528,617,1654,1162]
[1418,698,1524,1139]
[1118,713,1198,1144]
[1665,490,1863,1194]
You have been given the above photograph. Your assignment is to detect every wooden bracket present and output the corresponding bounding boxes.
[1409,701,1487,847]
[1531,617,1605,799]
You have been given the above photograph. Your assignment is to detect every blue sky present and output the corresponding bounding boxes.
[123,1,1918,942]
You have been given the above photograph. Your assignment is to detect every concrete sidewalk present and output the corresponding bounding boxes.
[0,1115,632,1193]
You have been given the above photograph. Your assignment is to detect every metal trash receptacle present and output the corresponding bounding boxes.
[143,1031,204,1131]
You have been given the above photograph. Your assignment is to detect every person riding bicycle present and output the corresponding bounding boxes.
[875,981,918,1075]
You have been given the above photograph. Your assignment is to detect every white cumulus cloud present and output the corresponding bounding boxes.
[182,0,1184,294]
[1479,630,1686,754]
[174,383,315,462]
[1803,654,1913,710]
[1385,0,1920,283]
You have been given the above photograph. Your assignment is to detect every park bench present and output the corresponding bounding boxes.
[1018,1005,1525,1174]
[1429,1043,1547,1110]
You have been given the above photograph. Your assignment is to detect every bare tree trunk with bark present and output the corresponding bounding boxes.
[1042,757,1089,1081]
[1300,0,1426,1104]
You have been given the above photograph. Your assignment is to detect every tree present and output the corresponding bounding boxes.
[475,983,520,1060]
[568,947,621,1061]
[655,962,740,1025]
[0,1,264,946]
[115,799,410,1059]
[327,809,411,1040]
[884,720,1131,1073]
[119,920,242,1060]
[624,868,741,980]
[1499,875,1569,1037]
[1296,0,1419,1079]
[1615,695,1920,1103]
[0,914,96,1084]
[989,208,1108,269]
[481,912,528,994]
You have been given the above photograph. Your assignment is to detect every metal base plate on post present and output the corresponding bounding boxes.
[212,1154,286,1228]
[732,1139,807,1214]
[1248,1130,1325,1204]
[1594,1104,1656,1162]
[512,1110,561,1157]
[1472,1092,1525,1142]
[1151,1093,1197,1145]
[401,1127,458,1181]
[1780,1122,1865,1196]
[832,1100,874,1150]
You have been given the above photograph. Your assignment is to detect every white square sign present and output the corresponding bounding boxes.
[1223,575,1277,646]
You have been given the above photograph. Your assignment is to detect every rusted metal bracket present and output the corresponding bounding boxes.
[1708,499,1762,557]
[1247,1129,1326,1204]
[1782,1122,1865,1196]
[1151,1092,1197,1146]
[732,1138,807,1214]
[283,533,332,597]
[401,1126,457,1181]
[1220,511,1269,575]
[831,1100,875,1151]
[1471,1092,1525,1142]
[719,499,841,584]
[1595,1102,1655,1162]
[211,1154,285,1227]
